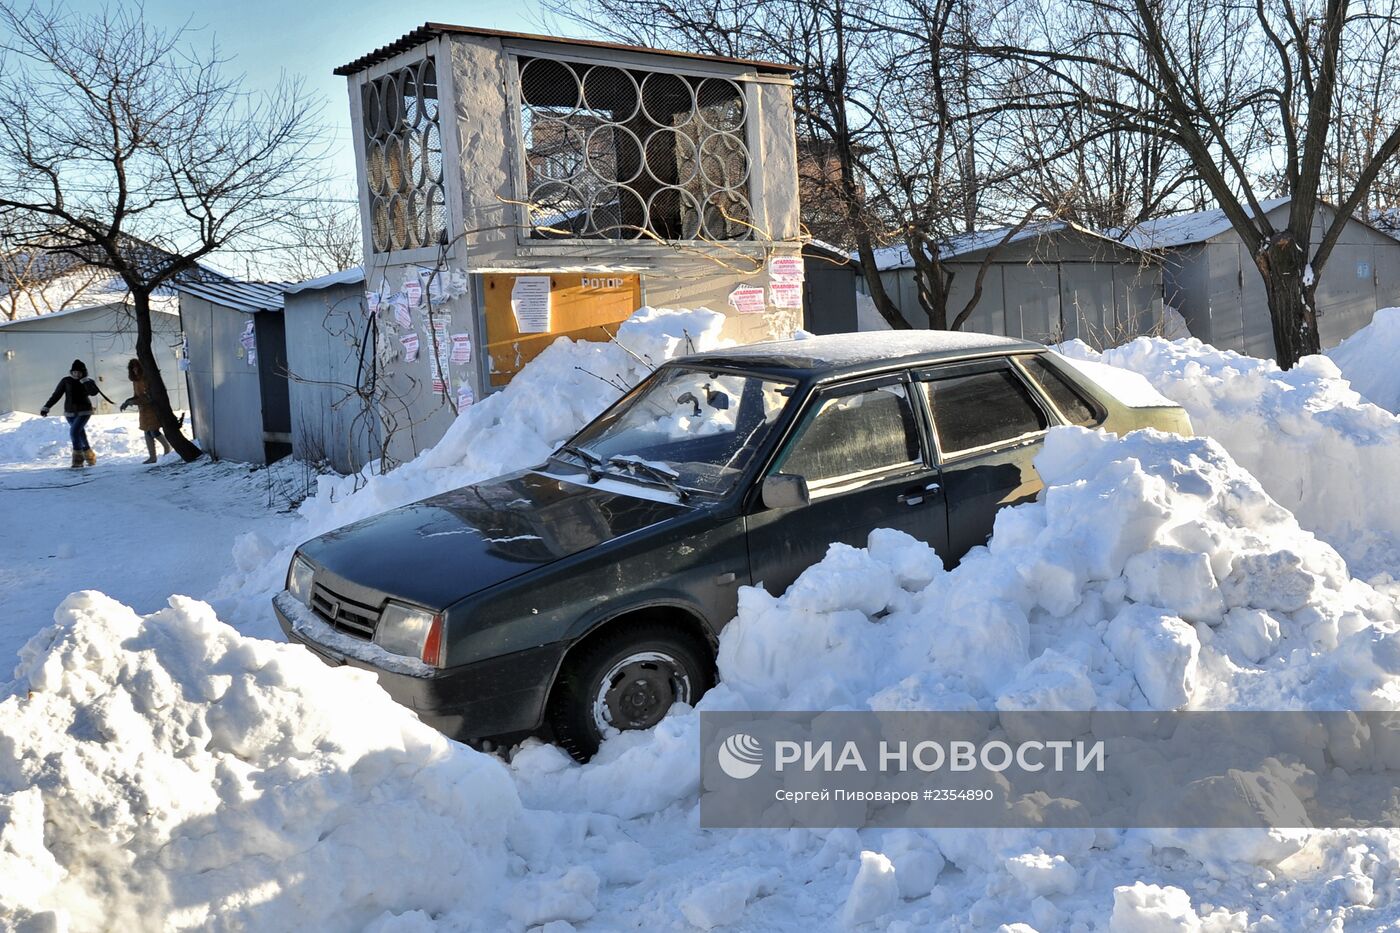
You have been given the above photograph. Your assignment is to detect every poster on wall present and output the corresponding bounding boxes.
[510,276,552,333]
[238,320,257,366]
[768,282,804,310]
[450,333,473,363]
[403,278,423,308]
[767,254,805,284]
[400,333,419,362]
[393,299,412,329]
[456,383,475,412]
[728,285,767,314]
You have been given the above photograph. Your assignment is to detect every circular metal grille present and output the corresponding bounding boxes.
[519,57,752,241]
[363,58,446,252]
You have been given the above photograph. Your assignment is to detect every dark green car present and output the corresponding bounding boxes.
[274,331,1189,759]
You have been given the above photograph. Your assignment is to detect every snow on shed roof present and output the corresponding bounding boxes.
[175,279,288,313]
[1124,196,1292,250]
[0,300,178,330]
[686,330,1034,371]
[867,220,1136,271]
[284,267,365,295]
[335,23,796,76]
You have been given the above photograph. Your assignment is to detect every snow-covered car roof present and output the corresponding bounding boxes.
[680,330,1040,376]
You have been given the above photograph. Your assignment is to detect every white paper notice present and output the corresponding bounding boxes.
[400,333,419,362]
[767,254,805,283]
[403,279,423,308]
[366,291,381,314]
[728,285,767,314]
[510,277,552,333]
[450,333,473,363]
[393,299,412,329]
[768,282,804,310]
[456,383,475,411]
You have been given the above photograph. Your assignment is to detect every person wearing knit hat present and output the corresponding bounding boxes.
[40,359,101,468]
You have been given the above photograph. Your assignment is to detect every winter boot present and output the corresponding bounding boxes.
[157,432,172,455]
[70,451,83,469]
[143,436,158,464]
[83,448,96,467]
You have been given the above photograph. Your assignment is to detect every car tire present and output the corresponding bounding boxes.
[549,622,713,762]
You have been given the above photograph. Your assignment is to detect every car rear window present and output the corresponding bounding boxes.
[922,368,1047,455]
[780,384,922,486]
[1019,355,1101,426]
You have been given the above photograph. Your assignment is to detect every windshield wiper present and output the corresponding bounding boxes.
[604,455,691,502]
[555,443,603,481]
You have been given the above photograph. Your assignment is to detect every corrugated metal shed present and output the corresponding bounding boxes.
[283,267,365,295]
[174,279,287,313]
[1121,197,1400,356]
[869,221,1144,272]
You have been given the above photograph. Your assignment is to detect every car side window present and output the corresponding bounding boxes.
[922,367,1047,456]
[1019,355,1101,427]
[777,383,922,489]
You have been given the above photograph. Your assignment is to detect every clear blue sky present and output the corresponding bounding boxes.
[70,0,570,198]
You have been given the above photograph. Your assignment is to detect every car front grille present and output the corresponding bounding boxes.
[310,583,380,640]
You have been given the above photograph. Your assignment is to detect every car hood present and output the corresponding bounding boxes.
[298,469,690,610]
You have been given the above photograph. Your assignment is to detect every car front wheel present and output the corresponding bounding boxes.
[549,622,713,762]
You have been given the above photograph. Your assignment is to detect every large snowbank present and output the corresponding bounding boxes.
[0,411,152,465]
[1327,307,1400,414]
[0,592,539,930]
[1058,337,1400,580]
[8,426,1400,928]
[214,307,730,634]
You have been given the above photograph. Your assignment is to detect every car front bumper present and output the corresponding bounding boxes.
[272,590,563,741]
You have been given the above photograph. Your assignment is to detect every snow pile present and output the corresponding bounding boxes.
[215,306,729,633]
[0,592,524,930]
[1159,306,1192,340]
[1327,307,1400,414]
[502,426,1400,928]
[0,411,152,465]
[1057,337,1400,574]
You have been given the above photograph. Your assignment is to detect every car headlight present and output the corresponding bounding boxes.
[287,554,315,607]
[375,601,443,665]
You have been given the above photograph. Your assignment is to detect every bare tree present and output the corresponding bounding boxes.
[0,3,322,458]
[0,222,109,320]
[986,0,1400,368]
[271,194,363,283]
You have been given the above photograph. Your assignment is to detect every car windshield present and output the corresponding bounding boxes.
[555,367,795,496]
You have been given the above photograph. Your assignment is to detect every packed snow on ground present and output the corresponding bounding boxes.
[7,309,1400,929]
[0,410,152,465]
[1327,307,1400,415]
[0,418,302,668]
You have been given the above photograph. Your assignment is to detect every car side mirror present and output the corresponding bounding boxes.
[761,473,810,509]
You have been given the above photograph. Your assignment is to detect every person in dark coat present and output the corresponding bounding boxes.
[120,358,172,464]
[40,359,100,468]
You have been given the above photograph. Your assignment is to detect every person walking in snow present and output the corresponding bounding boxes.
[120,358,172,464]
[39,359,107,468]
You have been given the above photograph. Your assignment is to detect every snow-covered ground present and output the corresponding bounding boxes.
[5,309,1400,930]
[0,411,300,668]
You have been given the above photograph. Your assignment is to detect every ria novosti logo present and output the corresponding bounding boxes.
[717,732,764,779]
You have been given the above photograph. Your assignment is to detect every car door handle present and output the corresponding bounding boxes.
[898,491,925,506]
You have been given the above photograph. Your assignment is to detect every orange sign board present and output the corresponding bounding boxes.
[483,273,643,386]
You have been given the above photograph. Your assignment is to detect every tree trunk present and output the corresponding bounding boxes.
[132,288,202,462]
[1254,232,1322,370]
[853,234,912,330]
[908,236,949,329]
